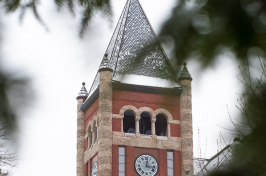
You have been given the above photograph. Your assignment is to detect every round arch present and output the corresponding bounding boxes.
[119,105,138,118]
[154,108,173,122]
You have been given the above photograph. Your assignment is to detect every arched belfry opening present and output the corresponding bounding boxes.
[88,125,92,149]
[155,114,167,136]
[92,120,97,143]
[123,110,135,133]
[139,112,151,135]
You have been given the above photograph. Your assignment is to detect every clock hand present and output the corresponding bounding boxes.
[147,162,156,168]
[146,162,151,168]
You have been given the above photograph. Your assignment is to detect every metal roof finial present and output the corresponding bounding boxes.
[178,62,192,81]
[99,54,113,72]
[76,82,89,100]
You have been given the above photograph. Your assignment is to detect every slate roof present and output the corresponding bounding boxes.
[87,0,180,97]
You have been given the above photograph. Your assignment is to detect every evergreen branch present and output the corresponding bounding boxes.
[4,0,20,13]
[78,0,87,6]
[30,0,49,31]
[79,3,93,38]
[67,0,75,15]
[54,0,65,11]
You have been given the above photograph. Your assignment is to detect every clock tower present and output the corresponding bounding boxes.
[76,0,193,176]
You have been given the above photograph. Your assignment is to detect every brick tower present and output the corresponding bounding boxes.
[76,0,193,176]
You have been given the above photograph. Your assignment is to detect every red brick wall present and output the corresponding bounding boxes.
[84,98,99,133]
[170,124,180,137]
[112,118,121,132]
[112,145,119,176]
[84,137,88,151]
[84,163,87,176]
[84,160,90,176]
[174,150,181,176]
[84,98,99,152]
[113,90,180,121]
[126,146,135,176]
[159,149,167,176]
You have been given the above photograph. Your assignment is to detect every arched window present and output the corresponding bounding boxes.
[93,121,97,143]
[140,112,151,135]
[155,114,167,136]
[88,125,92,149]
[123,110,135,133]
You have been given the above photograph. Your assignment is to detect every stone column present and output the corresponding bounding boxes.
[135,116,140,136]
[94,126,98,142]
[179,63,193,176]
[76,82,88,176]
[98,67,113,176]
[91,127,95,145]
[167,122,171,138]
[151,118,156,138]
[88,130,92,149]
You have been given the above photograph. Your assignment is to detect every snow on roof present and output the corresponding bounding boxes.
[113,74,181,88]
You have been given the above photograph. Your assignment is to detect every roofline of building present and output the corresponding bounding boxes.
[80,87,99,112]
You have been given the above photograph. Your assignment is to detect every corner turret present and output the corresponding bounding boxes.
[76,82,88,176]
[76,82,89,100]
[99,54,113,72]
[178,63,193,176]
[178,63,192,82]
[98,54,113,176]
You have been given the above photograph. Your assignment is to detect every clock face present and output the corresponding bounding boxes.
[135,154,158,176]
[91,161,98,176]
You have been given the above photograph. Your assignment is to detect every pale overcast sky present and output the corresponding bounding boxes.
[1,0,242,175]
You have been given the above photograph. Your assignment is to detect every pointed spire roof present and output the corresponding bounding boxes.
[99,54,113,72]
[178,63,192,81]
[88,0,179,96]
[76,82,89,99]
